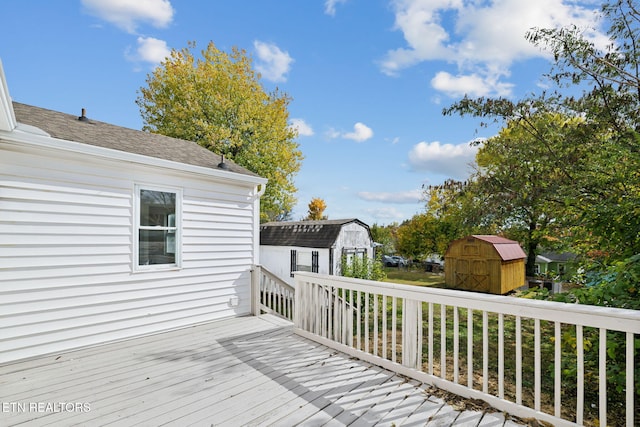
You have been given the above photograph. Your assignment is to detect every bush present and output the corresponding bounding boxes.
[340,252,386,281]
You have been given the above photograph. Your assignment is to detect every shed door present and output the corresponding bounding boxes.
[455,259,490,292]
[470,260,490,292]
[455,259,469,287]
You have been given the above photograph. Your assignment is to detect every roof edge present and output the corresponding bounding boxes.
[0,59,17,132]
[1,127,267,187]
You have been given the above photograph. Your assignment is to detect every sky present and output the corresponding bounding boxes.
[0,0,608,226]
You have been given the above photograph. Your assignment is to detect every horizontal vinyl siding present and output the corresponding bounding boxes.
[0,143,258,363]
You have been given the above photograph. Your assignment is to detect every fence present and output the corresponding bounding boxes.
[252,265,295,321]
[293,271,640,426]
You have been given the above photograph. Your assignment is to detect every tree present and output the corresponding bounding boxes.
[525,0,640,260]
[305,197,327,220]
[443,0,640,263]
[470,113,584,275]
[396,213,458,261]
[370,223,396,255]
[136,41,303,222]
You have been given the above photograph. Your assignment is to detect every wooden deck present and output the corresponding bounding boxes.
[0,315,527,426]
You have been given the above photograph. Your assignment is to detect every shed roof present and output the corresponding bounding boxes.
[472,235,526,261]
[260,219,370,249]
[11,102,259,178]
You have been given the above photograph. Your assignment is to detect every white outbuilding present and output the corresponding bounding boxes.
[259,218,374,285]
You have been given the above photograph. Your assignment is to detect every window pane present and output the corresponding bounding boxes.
[139,230,176,265]
[140,190,176,227]
[297,251,312,272]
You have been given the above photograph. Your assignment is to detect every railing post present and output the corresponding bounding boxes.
[251,264,261,316]
[294,274,301,329]
[402,298,420,369]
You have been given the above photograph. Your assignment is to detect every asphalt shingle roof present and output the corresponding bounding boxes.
[11,102,259,177]
[260,219,369,248]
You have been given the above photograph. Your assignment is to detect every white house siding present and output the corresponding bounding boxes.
[0,140,260,364]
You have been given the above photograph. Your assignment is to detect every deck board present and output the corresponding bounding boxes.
[0,315,525,426]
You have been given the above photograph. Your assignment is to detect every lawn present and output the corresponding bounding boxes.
[383,267,445,287]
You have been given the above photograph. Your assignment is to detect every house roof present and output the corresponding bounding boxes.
[10,102,260,178]
[472,235,527,261]
[260,219,371,249]
[536,252,577,264]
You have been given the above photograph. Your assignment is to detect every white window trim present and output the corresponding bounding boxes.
[133,184,183,272]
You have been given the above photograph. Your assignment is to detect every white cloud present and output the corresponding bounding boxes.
[381,0,606,97]
[358,189,423,204]
[408,140,479,179]
[325,128,342,139]
[254,41,294,83]
[431,71,514,98]
[325,0,347,16]
[365,207,407,222]
[125,37,171,68]
[343,122,374,142]
[82,0,174,34]
[290,118,314,137]
[136,36,171,63]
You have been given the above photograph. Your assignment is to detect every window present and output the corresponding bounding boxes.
[291,250,319,277]
[135,186,181,270]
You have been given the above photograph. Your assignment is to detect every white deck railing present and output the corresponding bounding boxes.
[251,265,295,321]
[293,272,640,427]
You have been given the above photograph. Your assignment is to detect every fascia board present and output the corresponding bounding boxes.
[0,59,17,132]
[0,126,268,188]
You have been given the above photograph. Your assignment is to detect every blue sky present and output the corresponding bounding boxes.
[0,1,607,225]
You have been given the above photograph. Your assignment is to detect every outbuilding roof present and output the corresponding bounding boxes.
[11,102,259,178]
[472,235,527,261]
[260,219,370,249]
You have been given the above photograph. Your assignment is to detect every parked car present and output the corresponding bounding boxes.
[391,256,407,267]
[382,255,406,267]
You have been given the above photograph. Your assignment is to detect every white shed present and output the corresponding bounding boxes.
[259,219,374,285]
[0,61,267,363]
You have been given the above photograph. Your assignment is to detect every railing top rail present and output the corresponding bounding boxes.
[294,272,640,333]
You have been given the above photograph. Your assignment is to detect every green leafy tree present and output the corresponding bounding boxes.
[444,0,640,263]
[524,0,640,260]
[470,113,585,275]
[136,41,303,222]
[396,213,460,261]
[370,223,396,255]
[423,179,490,238]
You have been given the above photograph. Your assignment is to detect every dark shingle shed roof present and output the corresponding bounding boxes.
[260,219,370,249]
[11,102,259,177]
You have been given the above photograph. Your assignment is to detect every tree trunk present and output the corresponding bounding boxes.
[526,222,538,277]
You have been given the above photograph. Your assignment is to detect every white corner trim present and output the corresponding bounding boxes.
[0,59,17,132]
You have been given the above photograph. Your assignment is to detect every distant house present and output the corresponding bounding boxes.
[535,252,578,279]
[445,235,526,294]
[0,60,267,363]
[259,219,374,285]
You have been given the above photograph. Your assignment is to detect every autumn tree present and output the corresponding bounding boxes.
[305,197,327,220]
[136,41,303,222]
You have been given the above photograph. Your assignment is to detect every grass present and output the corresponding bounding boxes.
[383,267,445,287]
